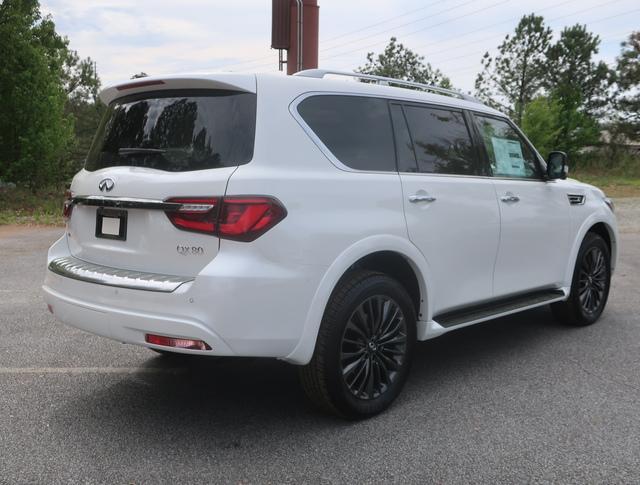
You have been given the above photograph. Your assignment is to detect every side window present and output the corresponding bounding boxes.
[389,104,418,173]
[297,95,396,172]
[402,105,478,175]
[473,115,540,179]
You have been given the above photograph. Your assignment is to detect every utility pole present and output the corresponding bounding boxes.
[271,0,319,74]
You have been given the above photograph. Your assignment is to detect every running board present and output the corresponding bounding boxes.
[434,289,567,329]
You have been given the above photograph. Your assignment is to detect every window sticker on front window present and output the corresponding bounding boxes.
[490,137,526,177]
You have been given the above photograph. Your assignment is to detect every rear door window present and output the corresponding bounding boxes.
[297,95,396,172]
[86,90,256,172]
[402,105,478,176]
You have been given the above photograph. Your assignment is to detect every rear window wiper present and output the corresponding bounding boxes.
[118,147,167,155]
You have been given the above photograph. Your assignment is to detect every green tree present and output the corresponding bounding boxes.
[613,32,640,139]
[475,14,552,124]
[521,96,563,157]
[0,0,74,189]
[544,24,612,156]
[545,24,611,116]
[64,50,103,174]
[359,37,452,88]
[63,49,100,104]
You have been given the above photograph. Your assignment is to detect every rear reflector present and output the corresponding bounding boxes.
[145,334,211,351]
[165,196,287,241]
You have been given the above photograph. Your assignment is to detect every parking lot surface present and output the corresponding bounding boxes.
[1,200,639,484]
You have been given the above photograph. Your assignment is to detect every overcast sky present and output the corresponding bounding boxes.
[42,0,639,92]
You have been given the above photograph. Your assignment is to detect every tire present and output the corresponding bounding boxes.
[299,270,416,419]
[551,232,611,326]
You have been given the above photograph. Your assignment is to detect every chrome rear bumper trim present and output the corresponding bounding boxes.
[71,196,181,211]
[48,256,193,292]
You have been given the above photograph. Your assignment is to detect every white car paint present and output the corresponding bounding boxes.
[43,71,618,365]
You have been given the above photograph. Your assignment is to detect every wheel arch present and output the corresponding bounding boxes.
[284,235,432,365]
[564,215,618,285]
[588,222,615,261]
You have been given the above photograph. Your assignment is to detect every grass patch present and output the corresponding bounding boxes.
[572,171,640,198]
[572,151,640,197]
[0,186,64,226]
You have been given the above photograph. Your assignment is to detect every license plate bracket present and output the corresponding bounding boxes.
[96,208,128,241]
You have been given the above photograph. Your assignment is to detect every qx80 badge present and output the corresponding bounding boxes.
[98,178,115,192]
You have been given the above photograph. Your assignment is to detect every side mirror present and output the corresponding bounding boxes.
[547,151,568,180]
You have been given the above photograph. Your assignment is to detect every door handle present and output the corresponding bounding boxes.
[409,194,437,203]
[500,193,520,203]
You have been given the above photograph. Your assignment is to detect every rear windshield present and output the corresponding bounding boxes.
[85,89,256,172]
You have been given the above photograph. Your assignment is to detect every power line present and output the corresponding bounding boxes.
[319,0,512,61]
[214,0,455,71]
[214,0,466,71]
[320,0,479,52]
[210,0,635,73]
[408,0,582,54]
[212,52,276,71]
[444,29,634,76]
[320,0,451,45]
[417,4,639,66]
[325,0,634,68]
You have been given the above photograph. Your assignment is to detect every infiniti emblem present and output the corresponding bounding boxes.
[98,178,115,192]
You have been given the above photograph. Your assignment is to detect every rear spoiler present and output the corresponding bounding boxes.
[99,73,257,105]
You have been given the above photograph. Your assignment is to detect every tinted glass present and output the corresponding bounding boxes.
[86,90,256,172]
[403,105,477,175]
[389,104,418,173]
[297,95,396,171]
[473,115,539,179]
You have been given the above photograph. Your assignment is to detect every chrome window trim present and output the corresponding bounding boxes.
[396,171,548,183]
[48,256,193,292]
[289,91,547,182]
[289,91,498,176]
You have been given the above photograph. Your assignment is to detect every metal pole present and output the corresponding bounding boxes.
[296,0,303,72]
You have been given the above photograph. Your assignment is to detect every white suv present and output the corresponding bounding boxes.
[43,69,618,418]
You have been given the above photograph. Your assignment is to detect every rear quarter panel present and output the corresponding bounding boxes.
[224,75,417,364]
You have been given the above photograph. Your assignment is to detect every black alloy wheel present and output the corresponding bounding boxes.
[551,232,611,326]
[299,270,416,419]
[340,295,407,400]
[578,246,608,316]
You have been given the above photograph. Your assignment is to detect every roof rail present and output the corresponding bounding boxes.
[294,69,481,103]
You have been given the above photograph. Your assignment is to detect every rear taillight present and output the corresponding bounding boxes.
[165,196,286,241]
[145,333,211,351]
[63,190,74,221]
[165,198,219,234]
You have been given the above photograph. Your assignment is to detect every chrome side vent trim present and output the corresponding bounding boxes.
[568,194,586,205]
[48,256,193,292]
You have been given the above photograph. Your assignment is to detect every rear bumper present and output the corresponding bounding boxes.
[43,235,327,361]
[42,282,234,355]
[48,256,193,292]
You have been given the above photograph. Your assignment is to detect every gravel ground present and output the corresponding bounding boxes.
[615,197,640,233]
[0,199,638,484]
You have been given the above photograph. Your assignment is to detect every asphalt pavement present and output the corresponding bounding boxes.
[0,202,639,484]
